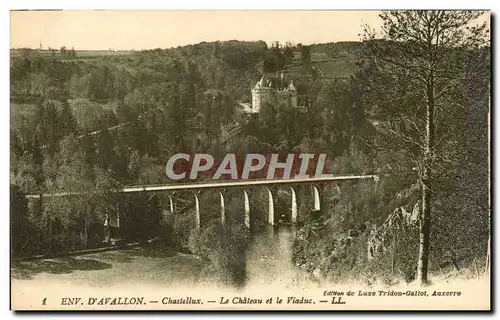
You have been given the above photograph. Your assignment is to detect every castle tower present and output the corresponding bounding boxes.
[251,75,274,113]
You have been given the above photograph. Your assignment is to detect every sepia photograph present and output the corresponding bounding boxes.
[9,9,491,311]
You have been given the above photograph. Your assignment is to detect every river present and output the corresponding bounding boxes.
[243,225,319,290]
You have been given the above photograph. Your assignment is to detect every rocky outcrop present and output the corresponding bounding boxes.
[367,201,420,260]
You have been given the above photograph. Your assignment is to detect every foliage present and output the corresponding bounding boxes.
[292,11,490,284]
[10,30,490,288]
[188,221,251,287]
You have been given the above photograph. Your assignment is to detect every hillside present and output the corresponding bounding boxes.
[10,38,490,289]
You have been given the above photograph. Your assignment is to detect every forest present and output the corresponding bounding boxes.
[10,11,490,286]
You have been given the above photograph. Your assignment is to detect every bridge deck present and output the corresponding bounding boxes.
[26,174,380,199]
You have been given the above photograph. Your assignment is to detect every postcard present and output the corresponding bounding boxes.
[10,10,491,311]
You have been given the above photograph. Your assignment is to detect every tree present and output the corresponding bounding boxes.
[51,136,120,249]
[41,100,63,157]
[284,45,294,61]
[11,184,29,256]
[263,46,286,73]
[301,45,311,64]
[362,10,489,284]
[96,129,116,171]
[316,79,354,156]
[165,82,186,152]
[69,98,117,132]
[59,100,77,136]
[81,131,96,181]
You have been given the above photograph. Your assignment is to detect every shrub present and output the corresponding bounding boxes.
[188,221,251,287]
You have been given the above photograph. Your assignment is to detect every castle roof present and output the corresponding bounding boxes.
[254,74,296,91]
[255,75,267,88]
[254,75,274,90]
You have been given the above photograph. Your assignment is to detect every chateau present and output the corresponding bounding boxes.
[240,72,308,113]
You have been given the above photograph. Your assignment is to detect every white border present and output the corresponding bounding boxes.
[2,1,498,319]
[5,1,498,10]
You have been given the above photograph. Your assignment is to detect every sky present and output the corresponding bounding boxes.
[10,10,386,50]
[10,10,490,51]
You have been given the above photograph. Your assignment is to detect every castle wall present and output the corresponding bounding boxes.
[275,91,298,108]
[290,94,298,108]
[252,92,260,111]
[252,88,273,112]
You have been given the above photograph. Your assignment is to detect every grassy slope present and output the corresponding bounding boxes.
[284,50,358,80]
